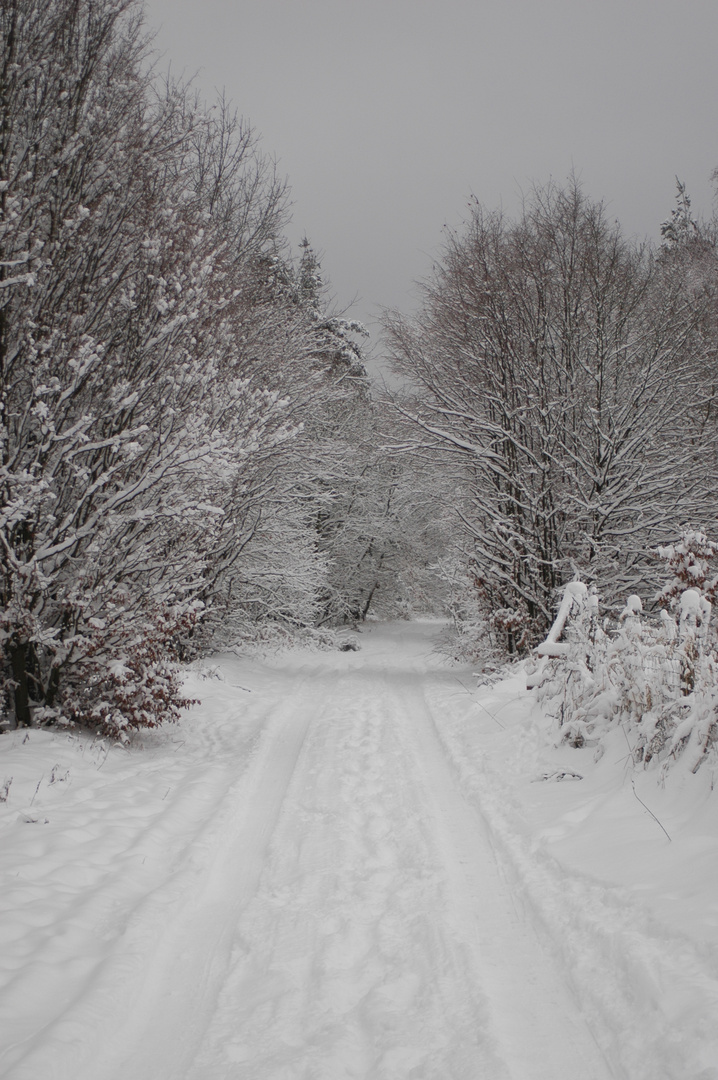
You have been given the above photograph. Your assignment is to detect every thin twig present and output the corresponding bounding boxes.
[621,724,672,841]
[476,701,506,730]
[631,778,672,842]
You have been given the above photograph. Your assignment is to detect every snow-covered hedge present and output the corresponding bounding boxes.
[531,532,718,773]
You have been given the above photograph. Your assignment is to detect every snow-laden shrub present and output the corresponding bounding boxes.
[533,535,718,772]
[437,558,501,665]
[54,605,201,740]
[657,529,718,609]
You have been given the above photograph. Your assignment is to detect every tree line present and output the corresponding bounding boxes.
[0,0,430,735]
[4,0,718,736]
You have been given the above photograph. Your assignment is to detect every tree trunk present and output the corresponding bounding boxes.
[9,641,32,728]
[361,581,380,621]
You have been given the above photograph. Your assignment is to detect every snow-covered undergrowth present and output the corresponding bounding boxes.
[531,533,718,777]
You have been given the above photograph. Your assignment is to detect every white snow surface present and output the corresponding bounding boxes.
[1,620,717,1079]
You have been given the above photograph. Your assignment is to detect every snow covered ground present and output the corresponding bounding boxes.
[1,621,717,1079]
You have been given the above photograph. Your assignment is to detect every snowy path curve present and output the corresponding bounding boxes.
[2,622,715,1078]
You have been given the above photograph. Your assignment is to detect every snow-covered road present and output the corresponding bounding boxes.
[2,622,717,1079]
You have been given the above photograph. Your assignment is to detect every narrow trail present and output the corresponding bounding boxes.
[103,624,611,1079]
[1,623,621,1079]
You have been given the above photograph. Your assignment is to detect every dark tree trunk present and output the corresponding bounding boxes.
[361,581,379,621]
[9,640,32,727]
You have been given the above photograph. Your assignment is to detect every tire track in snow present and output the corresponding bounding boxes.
[424,674,718,1080]
[0,747,260,1076]
[379,669,614,1080]
[185,657,611,1080]
[2,676,319,1080]
[185,669,505,1080]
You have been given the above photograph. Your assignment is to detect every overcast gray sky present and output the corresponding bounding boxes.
[144,0,718,341]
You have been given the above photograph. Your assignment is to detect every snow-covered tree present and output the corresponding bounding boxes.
[0,0,334,731]
[385,179,716,653]
[0,0,208,729]
[660,178,700,247]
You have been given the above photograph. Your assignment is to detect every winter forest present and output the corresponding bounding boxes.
[3,0,718,757]
[6,1,718,1077]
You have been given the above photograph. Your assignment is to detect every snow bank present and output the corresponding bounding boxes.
[424,666,718,1080]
